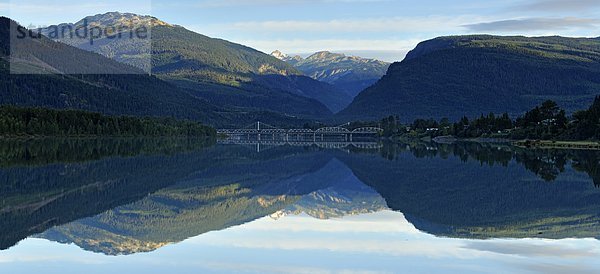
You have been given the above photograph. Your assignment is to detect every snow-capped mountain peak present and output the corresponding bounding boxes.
[271,50,304,65]
[271,50,288,60]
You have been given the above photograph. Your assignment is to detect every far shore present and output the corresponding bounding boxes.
[512,140,600,150]
[416,135,600,150]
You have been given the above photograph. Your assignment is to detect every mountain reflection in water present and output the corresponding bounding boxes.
[1,138,600,272]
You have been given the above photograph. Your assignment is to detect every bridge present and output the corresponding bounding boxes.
[217,122,383,142]
[217,122,384,152]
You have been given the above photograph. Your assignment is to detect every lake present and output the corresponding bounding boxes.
[1,138,600,273]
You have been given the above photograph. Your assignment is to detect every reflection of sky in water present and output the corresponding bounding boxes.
[3,210,600,274]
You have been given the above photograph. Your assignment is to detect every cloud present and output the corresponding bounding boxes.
[463,17,600,32]
[4,2,112,13]
[230,211,422,233]
[155,0,391,9]
[220,16,479,33]
[464,239,600,258]
[520,263,600,274]
[234,38,421,62]
[190,211,600,263]
[4,0,153,25]
[191,212,481,259]
[516,0,600,12]
[201,15,483,61]
[189,260,391,274]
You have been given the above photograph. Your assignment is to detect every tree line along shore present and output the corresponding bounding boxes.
[366,96,600,147]
[0,106,216,138]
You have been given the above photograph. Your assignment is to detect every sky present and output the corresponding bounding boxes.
[2,0,600,62]
[2,211,600,273]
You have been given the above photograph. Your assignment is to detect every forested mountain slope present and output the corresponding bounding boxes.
[0,17,313,127]
[338,35,600,121]
[42,13,350,114]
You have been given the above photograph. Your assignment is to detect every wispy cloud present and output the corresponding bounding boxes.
[155,0,391,9]
[235,38,421,62]
[4,2,112,13]
[220,16,482,33]
[4,0,152,25]
[465,239,600,258]
[520,263,600,274]
[463,17,600,32]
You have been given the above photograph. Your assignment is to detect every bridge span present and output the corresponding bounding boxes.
[217,122,383,142]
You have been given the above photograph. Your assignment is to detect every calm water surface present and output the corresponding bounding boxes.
[1,138,600,273]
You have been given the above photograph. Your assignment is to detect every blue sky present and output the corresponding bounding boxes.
[2,0,600,62]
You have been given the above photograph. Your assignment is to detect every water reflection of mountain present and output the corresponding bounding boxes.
[275,160,388,220]
[3,139,600,255]
[0,138,224,249]
[38,159,386,255]
[341,142,600,239]
[0,139,324,250]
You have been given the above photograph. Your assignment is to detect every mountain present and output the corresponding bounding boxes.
[337,35,600,122]
[0,17,217,121]
[42,12,351,114]
[273,50,390,98]
[1,17,314,127]
[251,74,353,113]
[271,50,303,66]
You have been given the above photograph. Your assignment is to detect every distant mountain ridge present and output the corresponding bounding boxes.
[0,17,316,127]
[41,12,352,115]
[338,35,600,122]
[273,50,390,97]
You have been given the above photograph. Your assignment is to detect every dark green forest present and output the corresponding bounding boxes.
[0,106,216,137]
[0,137,215,168]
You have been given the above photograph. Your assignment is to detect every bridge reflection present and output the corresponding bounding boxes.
[218,137,383,152]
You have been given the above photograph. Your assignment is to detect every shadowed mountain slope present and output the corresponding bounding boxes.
[338,35,600,122]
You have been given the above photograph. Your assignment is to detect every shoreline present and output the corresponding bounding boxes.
[512,140,600,150]
[403,135,600,151]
